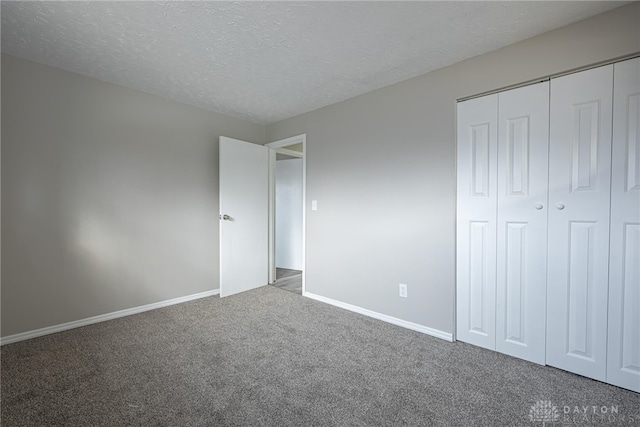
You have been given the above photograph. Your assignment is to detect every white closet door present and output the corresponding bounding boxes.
[546,65,613,381]
[495,82,549,364]
[607,57,640,392]
[456,95,498,350]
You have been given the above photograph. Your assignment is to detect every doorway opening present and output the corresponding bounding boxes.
[266,135,306,295]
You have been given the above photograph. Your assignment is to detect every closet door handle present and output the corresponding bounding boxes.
[556,203,565,210]
[535,204,544,210]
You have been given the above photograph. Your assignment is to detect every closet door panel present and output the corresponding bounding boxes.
[456,95,498,350]
[496,82,549,364]
[608,57,640,392]
[547,65,613,381]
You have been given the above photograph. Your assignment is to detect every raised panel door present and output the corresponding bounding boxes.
[496,82,549,364]
[608,57,640,392]
[546,65,613,381]
[456,95,498,349]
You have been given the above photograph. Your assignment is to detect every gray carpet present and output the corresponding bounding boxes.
[2,286,638,426]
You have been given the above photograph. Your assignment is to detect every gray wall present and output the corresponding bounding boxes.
[266,4,640,335]
[1,54,264,337]
[275,158,303,270]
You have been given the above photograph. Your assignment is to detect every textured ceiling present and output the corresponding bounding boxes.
[1,1,628,125]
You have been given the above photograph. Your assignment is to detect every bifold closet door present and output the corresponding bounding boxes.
[607,57,640,392]
[456,95,498,350]
[495,82,549,365]
[546,65,613,382]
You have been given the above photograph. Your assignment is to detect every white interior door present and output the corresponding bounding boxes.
[456,94,498,350]
[546,65,613,381]
[607,57,640,392]
[495,82,549,364]
[219,137,268,297]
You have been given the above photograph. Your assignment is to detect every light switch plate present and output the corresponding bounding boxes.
[399,283,408,298]
[312,200,318,211]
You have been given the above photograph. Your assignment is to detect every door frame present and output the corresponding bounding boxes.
[266,134,307,295]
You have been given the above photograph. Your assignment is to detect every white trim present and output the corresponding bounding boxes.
[0,289,220,346]
[265,134,305,149]
[266,134,306,294]
[273,147,303,158]
[303,292,454,342]
[268,147,277,284]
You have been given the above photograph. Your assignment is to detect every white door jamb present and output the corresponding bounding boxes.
[266,134,307,295]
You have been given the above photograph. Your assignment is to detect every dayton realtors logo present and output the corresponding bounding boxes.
[529,400,560,425]
[528,400,637,425]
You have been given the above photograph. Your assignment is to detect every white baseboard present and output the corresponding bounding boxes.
[1,289,220,346]
[303,291,453,342]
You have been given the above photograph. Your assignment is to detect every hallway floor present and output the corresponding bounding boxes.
[271,268,302,294]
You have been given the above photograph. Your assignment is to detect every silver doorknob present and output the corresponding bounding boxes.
[556,203,565,210]
[535,204,543,210]
[220,214,231,220]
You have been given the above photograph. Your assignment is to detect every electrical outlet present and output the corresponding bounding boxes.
[399,283,408,298]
